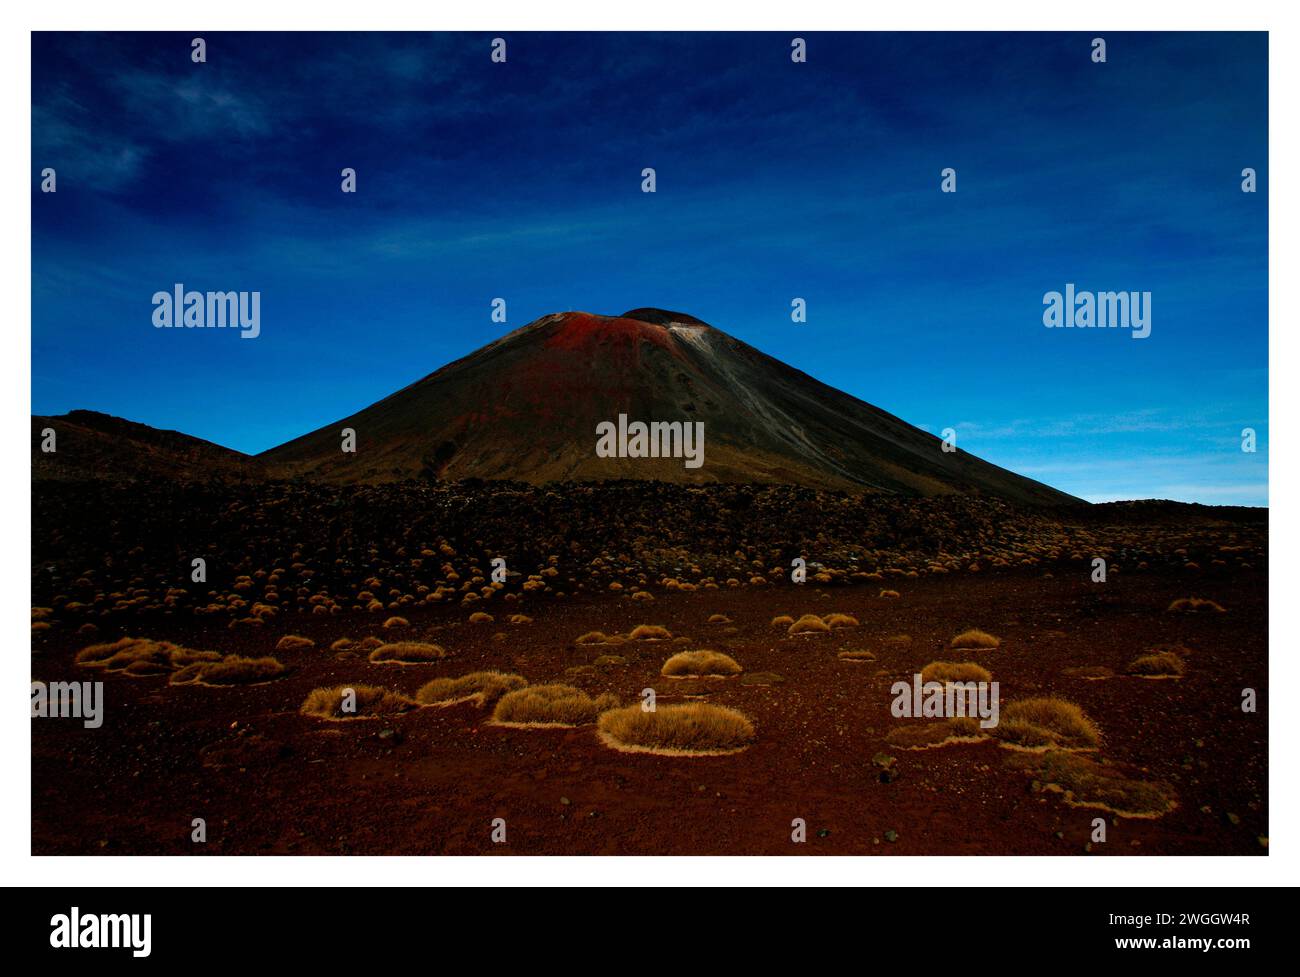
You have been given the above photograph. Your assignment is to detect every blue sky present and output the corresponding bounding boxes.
[31,32,1268,504]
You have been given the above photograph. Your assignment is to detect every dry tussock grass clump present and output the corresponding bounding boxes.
[920,661,992,685]
[1167,597,1226,614]
[950,628,1001,650]
[837,649,876,662]
[509,614,533,624]
[1023,751,1177,818]
[886,716,988,750]
[300,684,416,720]
[575,630,622,646]
[76,637,220,676]
[357,636,385,651]
[491,684,619,727]
[882,634,912,646]
[995,697,1100,752]
[368,641,449,664]
[707,614,731,624]
[330,638,355,652]
[788,614,830,635]
[878,589,901,599]
[822,613,859,629]
[661,650,743,678]
[597,703,755,756]
[468,611,495,624]
[771,615,794,628]
[628,624,672,641]
[276,635,315,651]
[382,616,408,630]
[1126,650,1185,678]
[170,656,290,687]
[416,671,526,707]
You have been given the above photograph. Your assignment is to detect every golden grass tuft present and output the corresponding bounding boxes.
[1167,597,1226,614]
[822,613,859,629]
[368,641,449,664]
[878,589,901,599]
[575,630,618,645]
[886,716,988,750]
[491,684,619,727]
[329,638,355,652]
[170,656,290,687]
[509,614,533,624]
[995,697,1100,752]
[74,637,158,667]
[75,637,220,674]
[300,684,416,720]
[1126,650,1185,678]
[949,628,1000,649]
[119,659,174,676]
[883,634,912,646]
[836,649,876,662]
[1024,751,1177,818]
[628,624,672,641]
[707,614,731,624]
[788,613,830,635]
[468,611,495,624]
[770,615,794,627]
[416,671,527,707]
[661,650,743,678]
[276,635,315,651]
[382,616,409,630]
[920,661,992,685]
[597,703,755,756]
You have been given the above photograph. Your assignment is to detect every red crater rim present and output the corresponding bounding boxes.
[542,309,707,354]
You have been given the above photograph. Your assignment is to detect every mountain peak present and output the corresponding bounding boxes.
[247,308,1077,503]
[620,308,712,328]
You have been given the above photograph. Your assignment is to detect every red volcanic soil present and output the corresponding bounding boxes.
[31,568,1266,856]
[543,312,677,358]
